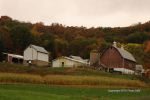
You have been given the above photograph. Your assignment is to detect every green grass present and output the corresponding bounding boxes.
[0,84,150,100]
[0,63,149,99]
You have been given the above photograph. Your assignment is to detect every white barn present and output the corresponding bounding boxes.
[52,56,88,67]
[24,44,49,66]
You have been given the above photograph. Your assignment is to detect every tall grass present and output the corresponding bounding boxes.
[0,62,139,80]
[0,73,147,88]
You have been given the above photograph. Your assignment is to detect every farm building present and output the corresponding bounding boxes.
[52,56,88,67]
[23,44,49,66]
[3,53,23,64]
[90,50,100,66]
[69,55,89,63]
[135,65,144,75]
[100,42,136,74]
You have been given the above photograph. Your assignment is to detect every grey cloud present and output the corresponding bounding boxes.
[0,0,150,27]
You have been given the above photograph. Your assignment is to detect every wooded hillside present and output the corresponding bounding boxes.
[0,16,150,68]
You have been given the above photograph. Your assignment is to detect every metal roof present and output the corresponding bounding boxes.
[3,53,23,59]
[69,55,83,60]
[52,56,88,64]
[31,45,48,54]
[113,46,136,62]
[65,57,88,64]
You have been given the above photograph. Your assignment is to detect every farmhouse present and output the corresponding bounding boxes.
[23,44,49,66]
[100,42,136,74]
[52,56,88,67]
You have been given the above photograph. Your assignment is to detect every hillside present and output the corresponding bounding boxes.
[0,16,150,68]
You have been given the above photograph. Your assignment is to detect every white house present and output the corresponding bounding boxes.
[52,56,88,67]
[24,44,49,66]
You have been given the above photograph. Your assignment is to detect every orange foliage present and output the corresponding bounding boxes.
[145,41,150,52]
[31,22,44,36]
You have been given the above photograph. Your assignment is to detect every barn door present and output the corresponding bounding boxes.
[62,62,64,67]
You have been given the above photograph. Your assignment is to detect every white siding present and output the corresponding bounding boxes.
[24,47,33,60]
[52,60,59,67]
[114,68,135,75]
[32,48,38,60]
[37,52,49,62]
[24,46,48,62]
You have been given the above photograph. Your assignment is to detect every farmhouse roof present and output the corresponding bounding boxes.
[113,46,136,62]
[30,44,48,54]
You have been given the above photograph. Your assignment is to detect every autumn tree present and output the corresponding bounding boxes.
[11,24,33,53]
[0,37,5,61]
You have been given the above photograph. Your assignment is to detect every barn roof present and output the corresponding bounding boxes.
[52,56,88,64]
[3,53,23,59]
[69,55,83,60]
[31,45,48,54]
[113,46,136,62]
[65,56,88,64]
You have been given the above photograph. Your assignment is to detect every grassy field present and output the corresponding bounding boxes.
[0,62,141,80]
[0,62,149,99]
[0,62,149,87]
[0,84,150,100]
[0,73,147,88]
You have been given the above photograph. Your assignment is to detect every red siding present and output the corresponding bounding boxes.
[100,46,136,70]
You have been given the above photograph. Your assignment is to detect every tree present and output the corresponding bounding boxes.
[145,41,150,52]
[0,37,5,61]
[126,33,150,43]
[54,38,68,57]
[11,24,33,53]
[0,27,13,52]
[40,33,55,58]
[124,43,144,64]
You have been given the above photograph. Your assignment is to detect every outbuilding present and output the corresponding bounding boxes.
[100,42,136,74]
[52,56,88,67]
[3,53,23,64]
[23,44,49,66]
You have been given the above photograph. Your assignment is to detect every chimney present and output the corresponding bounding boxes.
[113,41,117,47]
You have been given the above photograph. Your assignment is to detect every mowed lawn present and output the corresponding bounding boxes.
[0,84,150,100]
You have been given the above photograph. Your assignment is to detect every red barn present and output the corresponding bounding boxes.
[100,42,136,74]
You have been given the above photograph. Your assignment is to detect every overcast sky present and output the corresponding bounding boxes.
[0,0,150,27]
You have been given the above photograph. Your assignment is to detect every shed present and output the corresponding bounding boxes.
[23,44,49,66]
[3,53,23,64]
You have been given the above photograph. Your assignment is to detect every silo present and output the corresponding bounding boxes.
[90,50,100,66]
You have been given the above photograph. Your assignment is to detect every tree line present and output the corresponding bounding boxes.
[0,16,150,69]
